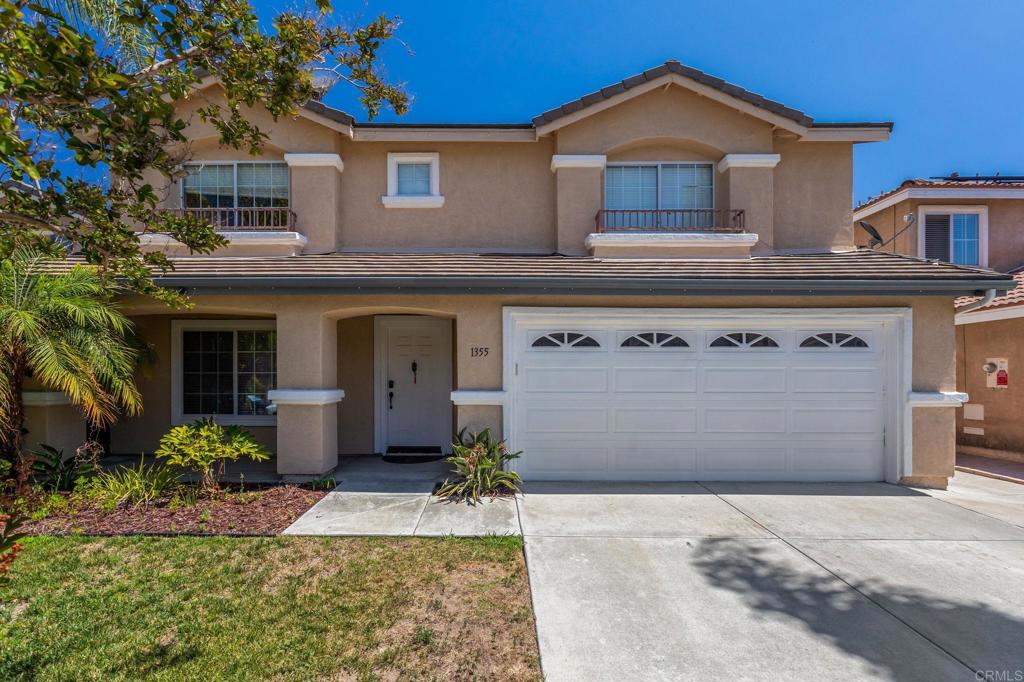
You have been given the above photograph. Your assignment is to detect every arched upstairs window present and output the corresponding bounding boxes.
[799,332,869,349]
[620,332,689,348]
[531,332,601,349]
[709,332,779,349]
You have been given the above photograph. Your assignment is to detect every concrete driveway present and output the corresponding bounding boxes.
[522,475,1024,682]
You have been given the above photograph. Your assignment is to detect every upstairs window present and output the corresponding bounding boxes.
[920,207,987,267]
[604,163,714,229]
[181,162,290,228]
[384,153,444,208]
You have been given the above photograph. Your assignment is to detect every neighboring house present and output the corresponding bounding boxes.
[24,61,1012,488]
[854,176,1024,462]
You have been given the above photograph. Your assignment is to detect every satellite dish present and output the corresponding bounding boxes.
[857,221,884,249]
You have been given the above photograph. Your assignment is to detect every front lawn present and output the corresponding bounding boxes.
[0,536,541,681]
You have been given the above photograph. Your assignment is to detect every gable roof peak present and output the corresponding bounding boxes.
[532,59,815,130]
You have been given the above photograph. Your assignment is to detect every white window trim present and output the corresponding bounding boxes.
[170,319,277,427]
[180,160,291,210]
[604,161,716,211]
[916,205,989,268]
[383,152,444,208]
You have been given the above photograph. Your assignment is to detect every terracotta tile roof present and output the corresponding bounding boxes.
[88,249,1010,295]
[533,60,818,128]
[857,178,1024,213]
[957,270,1024,311]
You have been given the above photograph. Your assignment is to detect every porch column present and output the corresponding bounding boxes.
[717,154,779,251]
[552,155,606,255]
[23,392,86,455]
[270,308,343,477]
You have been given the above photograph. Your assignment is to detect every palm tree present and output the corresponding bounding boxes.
[41,0,154,70]
[0,250,143,459]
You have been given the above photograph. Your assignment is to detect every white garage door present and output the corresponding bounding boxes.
[507,308,899,482]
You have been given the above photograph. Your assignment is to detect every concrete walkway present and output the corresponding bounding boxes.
[284,469,1024,680]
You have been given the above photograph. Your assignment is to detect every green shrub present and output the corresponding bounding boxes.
[154,418,270,493]
[27,444,94,492]
[79,458,179,508]
[435,428,523,503]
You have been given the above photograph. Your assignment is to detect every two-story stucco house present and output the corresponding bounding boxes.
[854,176,1024,466]
[25,61,1013,488]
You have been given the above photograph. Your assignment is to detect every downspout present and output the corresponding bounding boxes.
[957,289,997,315]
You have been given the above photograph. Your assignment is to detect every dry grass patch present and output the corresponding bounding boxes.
[0,536,541,681]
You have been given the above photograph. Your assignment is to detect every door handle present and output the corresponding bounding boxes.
[389,391,394,409]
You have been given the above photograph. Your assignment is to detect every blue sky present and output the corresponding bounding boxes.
[258,0,1024,205]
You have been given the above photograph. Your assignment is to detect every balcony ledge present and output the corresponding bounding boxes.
[586,231,759,259]
[140,231,308,256]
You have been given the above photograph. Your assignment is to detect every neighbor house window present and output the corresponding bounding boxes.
[605,163,714,228]
[181,162,290,227]
[919,206,987,267]
[383,153,444,208]
[171,321,277,425]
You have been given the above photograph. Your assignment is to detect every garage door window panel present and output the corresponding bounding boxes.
[708,332,780,349]
[620,332,690,349]
[531,332,601,349]
[799,332,870,349]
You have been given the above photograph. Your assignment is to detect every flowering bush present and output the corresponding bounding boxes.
[436,429,523,503]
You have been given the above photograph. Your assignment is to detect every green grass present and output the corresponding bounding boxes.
[0,535,540,681]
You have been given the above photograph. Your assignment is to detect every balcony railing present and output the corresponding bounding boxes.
[596,209,745,233]
[164,207,296,230]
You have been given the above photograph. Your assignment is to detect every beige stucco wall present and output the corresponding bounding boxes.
[858,198,1024,273]
[334,139,557,252]
[957,318,1024,453]
[772,139,854,251]
[112,293,956,482]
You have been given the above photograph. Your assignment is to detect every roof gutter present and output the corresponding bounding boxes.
[956,288,998,315]
[151,275,1015,297]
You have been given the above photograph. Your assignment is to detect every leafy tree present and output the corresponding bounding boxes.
[0,249,143,458]
[0,0,407,306]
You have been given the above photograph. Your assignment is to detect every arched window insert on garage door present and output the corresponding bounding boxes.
[709,332,779,348]
[531,332,601,348]
[799,332,869,349]
[620,332,689,348]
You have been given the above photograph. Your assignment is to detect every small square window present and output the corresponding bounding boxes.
[396,162,432,196]
[384,153,444,208]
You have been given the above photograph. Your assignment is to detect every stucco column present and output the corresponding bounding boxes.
[452,301,504,438]
[23,392,86,455]
[271,307,343,477]
[552,155,605,255]
[284,154,343,254]
[718,154,780,251]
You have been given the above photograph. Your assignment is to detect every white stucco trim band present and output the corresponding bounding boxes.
[955,304,1024,325]
[450,390,507,406]
[717,154,782,172]
[907,391,968,407]
[550,155,607,172]
[585,232,759,250]
[283,153,344,173]
[267,389,345,406]
[23,391,72,407]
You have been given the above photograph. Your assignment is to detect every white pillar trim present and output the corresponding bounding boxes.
[717,153,782,172]
[283,153,344,173]
[23,391,72,407]
[907,390,968,407]
[450,389,507,406]
[550,154,607,173]
[268,389,345,406]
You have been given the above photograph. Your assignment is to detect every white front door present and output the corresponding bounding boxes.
[374,316,453,454]
[506,308,907,482]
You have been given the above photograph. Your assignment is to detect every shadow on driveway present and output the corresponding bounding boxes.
[693,538,1024,678]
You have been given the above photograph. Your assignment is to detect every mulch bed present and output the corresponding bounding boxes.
[23,485,327,536]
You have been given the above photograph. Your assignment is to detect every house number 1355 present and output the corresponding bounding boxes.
[470,347,489,357]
